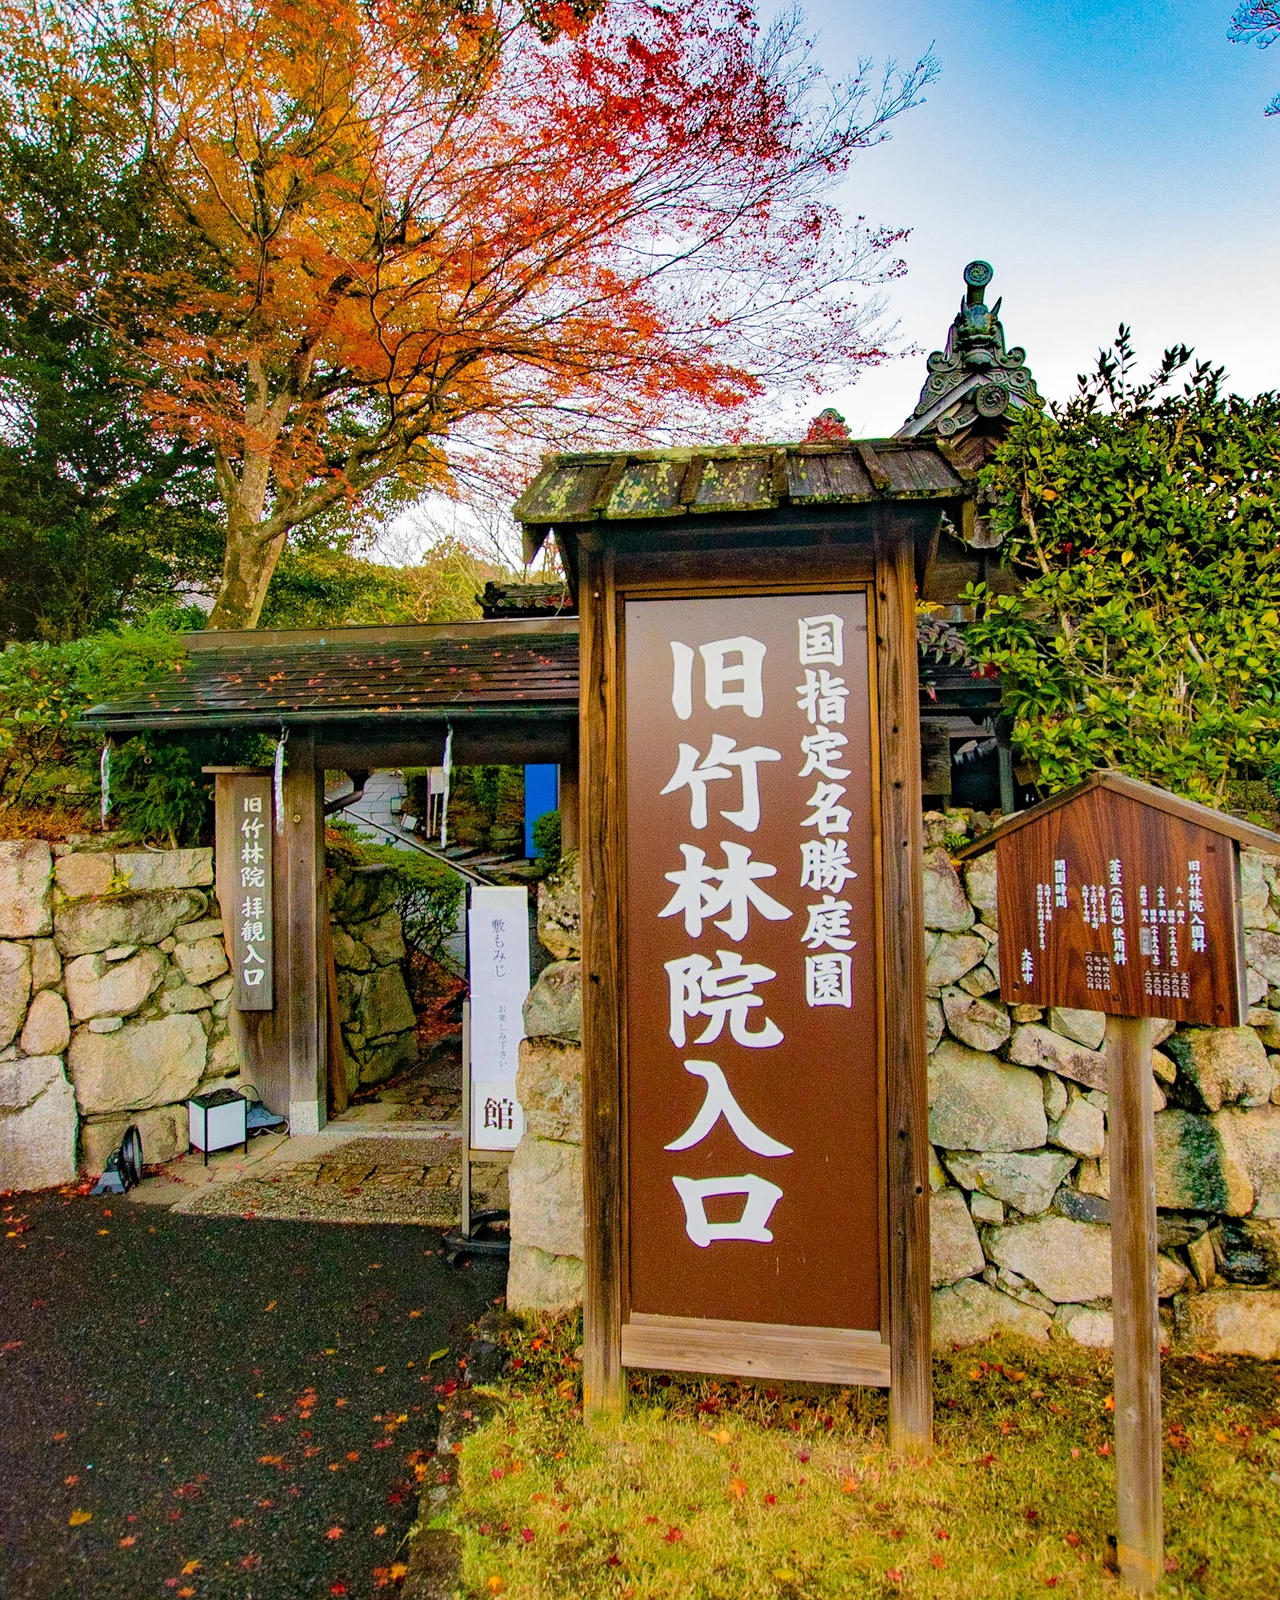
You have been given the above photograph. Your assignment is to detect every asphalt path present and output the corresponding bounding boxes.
[0,1190,505,1599]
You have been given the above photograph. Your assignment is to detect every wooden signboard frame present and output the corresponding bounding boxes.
[577,515,932,1453]
[208,748,327,1132]
[957,770,1280,1592]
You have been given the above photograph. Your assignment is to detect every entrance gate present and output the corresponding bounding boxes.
[85,436,978,1453]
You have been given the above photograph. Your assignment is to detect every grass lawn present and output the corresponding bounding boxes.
[442,1318,1280,1599]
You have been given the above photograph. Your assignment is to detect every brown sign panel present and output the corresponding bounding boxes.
[995,785,1245,1026]
[623,592,881,1334]
[229,774,274,1011]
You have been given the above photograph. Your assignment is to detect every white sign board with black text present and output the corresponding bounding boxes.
[467,885,530,1150]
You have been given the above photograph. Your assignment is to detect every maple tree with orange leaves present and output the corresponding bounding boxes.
[3,0,930,626]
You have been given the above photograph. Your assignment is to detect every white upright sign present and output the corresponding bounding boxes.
[468,886,530,1150]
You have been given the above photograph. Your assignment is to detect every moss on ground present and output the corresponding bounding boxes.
[447,1317,1280,1599]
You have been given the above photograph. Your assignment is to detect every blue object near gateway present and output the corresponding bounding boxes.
[523,762,559,857]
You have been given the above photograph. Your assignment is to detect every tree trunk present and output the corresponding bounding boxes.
[207,523,286,629]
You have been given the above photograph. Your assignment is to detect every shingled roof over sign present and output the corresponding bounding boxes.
[512,438,972,565]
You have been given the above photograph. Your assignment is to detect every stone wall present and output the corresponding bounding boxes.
[926,811,1280,1358]
[504,826,1280,1359]
[507,851,584,1313]
[0,838,238,1188]
[0,843,420,1190]
[329,864,419,1094]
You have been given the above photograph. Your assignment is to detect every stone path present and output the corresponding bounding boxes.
[120,1037,512,1229]
[122,1126,510,1229]
[176,1135,469,1227]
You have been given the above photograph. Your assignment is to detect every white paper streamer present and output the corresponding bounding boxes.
[99,741,112,826]
[274,730,287,834]
[439,724,454,848]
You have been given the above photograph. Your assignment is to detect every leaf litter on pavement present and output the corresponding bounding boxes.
[1,1191,505,1597]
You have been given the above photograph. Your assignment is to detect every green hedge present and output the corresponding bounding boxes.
[0,618,270,844]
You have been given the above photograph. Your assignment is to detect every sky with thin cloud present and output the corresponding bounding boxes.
[796,0,1280,435]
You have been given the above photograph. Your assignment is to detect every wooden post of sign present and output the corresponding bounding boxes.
[876,514,934,1458]
[579,537,625,1419]
[1107,1014,1162,1593]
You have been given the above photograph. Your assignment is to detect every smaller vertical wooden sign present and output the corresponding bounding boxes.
[230,774,274,1011]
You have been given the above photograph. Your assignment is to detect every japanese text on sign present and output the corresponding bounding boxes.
[227,775,273,1011]
[625,594,881,1332]
[468,886,530,1151]
[997,787,1244,1024]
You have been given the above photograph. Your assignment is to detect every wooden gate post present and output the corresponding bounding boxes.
[1107,1014,1162,1593]
[283,728,326,1136]
[210,765,290,1116]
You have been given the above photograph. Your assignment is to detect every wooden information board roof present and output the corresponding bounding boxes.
[954,769,1280,862]
[512,437,972,565]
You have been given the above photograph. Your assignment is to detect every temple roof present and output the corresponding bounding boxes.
[82,619,580,734]
[897,260,1042,440]
[81,614,998,735]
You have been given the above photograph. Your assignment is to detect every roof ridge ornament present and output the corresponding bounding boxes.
[897,260,1042,440]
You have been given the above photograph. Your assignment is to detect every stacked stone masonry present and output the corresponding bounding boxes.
[506,828,1280,1360]
[0,842,420,1187]
[0,838,232,1186]
[328,865,419,1093]
[507,851,585,1314]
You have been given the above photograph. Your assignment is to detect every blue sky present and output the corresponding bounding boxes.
[794,0,1280,435]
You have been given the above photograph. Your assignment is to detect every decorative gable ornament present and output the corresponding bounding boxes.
[898,260,1042,440]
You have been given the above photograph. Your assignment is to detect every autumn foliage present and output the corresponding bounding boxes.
[2,0,928,625]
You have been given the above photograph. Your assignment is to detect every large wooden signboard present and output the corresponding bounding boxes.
[995,780,1247,1026]
[622,594,885,1374]
[572,486,937,1452]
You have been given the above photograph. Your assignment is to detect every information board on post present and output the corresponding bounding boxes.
[230,773,273,1011]
[992,779,1247,1026]
[623,593,883,1349]
[959,770,1280,1595]
[467,885,530,1151]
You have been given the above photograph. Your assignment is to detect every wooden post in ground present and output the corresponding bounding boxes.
[876,517,933,1458]
[284,728,326,1136]
[1106,1014,1162,1593]
[578,538,625,1420]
